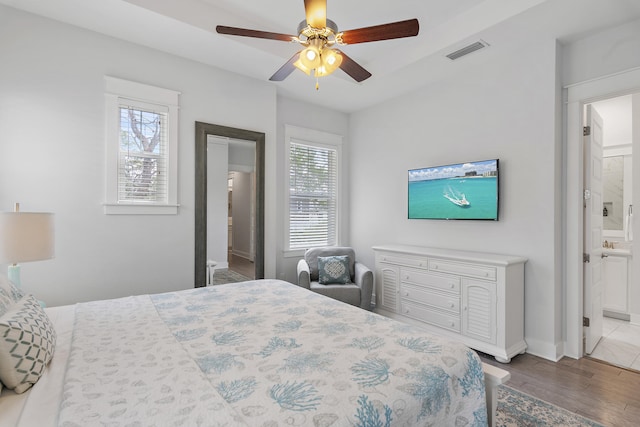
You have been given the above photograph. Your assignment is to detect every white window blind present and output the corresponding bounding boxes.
[104,76,180,215]
[118,103,168,203]
[288,140,338,249]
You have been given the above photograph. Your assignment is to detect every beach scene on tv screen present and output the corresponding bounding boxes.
[408,159,498,220]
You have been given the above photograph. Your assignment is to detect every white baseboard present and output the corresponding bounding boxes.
[524,337,563,362]
[231,249,253,261]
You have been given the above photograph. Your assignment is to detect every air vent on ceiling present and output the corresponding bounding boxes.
[446,40,489,60]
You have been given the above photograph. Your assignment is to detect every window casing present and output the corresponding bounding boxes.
[104,77,180,214]
[284,125,342,255]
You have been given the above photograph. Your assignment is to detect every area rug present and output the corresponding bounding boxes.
[496,385,604,426]
[210,268,252,285]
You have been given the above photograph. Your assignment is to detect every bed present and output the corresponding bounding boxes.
[0,279,508,426]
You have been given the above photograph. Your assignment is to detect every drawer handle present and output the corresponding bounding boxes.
[405,308,410,314]
[450,322,455,327]
[405,275,410,280]
[450,284,455,289]
[419,262,424,267]
[404,292,409,297]
[434,265,439,270]
[450,303,455,308]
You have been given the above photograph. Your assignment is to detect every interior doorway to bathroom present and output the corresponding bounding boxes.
[565,67,640,363]
[585,94,637,370]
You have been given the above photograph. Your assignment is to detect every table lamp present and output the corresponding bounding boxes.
[0,203,55,288]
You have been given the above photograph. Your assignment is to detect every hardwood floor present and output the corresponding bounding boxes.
[480,352,640,426]
[228,252,255,279]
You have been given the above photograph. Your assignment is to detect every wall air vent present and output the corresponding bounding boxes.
[446,40,489,60]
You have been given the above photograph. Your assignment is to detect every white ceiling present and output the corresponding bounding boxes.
[3,0,640,113]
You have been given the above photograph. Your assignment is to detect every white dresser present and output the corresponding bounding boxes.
[373,244,527,363]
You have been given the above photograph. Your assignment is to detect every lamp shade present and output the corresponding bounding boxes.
[0,212,55,264]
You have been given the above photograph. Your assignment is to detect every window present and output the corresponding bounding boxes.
[104,77,180,214]
[285,125,342,254]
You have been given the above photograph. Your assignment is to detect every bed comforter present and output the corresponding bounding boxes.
[58,279,487,426]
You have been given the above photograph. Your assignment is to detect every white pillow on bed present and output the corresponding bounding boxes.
[0,294,56,393]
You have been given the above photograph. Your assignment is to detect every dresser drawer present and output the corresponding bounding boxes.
[378,254,428,269]
[400,301,460,332]
[401,283,460,313]
[429,259,496,281]
[401,269,460,293]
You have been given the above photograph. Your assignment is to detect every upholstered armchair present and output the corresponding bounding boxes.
[296,247,373,310]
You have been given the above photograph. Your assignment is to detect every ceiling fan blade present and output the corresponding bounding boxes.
[335,50,371,82]
[216,25,296,42]
[304,0,326,29]
[269,53,301,81]
[340,18,419,44]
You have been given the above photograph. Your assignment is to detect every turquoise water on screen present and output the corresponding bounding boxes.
[408,176,498,220]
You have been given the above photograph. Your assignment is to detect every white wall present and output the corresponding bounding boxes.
[561,19,640,355]
[231,171,252,260]
[0,6,278,306]
[562,19,640,87]
[207,138,229,269]
[6,3,637,361]
[348,38,562,359]
[632,93,640,323]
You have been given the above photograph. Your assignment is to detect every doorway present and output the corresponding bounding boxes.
[585,95,638,370]
[564,67,640,360]
[194,122,265,287]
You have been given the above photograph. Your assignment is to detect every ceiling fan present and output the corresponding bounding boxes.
[216,0,419,88]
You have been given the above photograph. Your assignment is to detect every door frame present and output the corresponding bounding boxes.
[564,68,640,358]
[195,122,265,287]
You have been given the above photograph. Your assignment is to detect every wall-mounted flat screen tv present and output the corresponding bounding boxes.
[408,159,499,220]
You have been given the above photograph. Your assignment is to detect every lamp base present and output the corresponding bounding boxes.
[7,264,21,288]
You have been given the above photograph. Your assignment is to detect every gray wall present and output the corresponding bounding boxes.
[0,6,284,305]
[562,19,640,341]
[348,38,562,359]
[275,96,350,284]
[231,171,252,260]
[2,4,640,361]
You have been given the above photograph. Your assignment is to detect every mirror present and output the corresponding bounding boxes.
[603,155,624,230]
[194,122,265,287]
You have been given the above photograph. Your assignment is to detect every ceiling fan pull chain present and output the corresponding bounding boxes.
[316,76,319,91]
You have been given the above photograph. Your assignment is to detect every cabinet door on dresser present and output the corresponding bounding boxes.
[377,263,400,313]
[462,278,497,345]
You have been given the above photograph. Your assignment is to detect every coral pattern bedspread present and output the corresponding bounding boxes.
[59,279,487,426]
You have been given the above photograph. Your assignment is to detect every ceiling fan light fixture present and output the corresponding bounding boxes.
[217,1,419,87]
[316,48,342,76]
[293,58,312,75]
[324,49,340,66]
[299,38,323,69]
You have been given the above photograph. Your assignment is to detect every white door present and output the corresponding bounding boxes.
[583,105,605,355]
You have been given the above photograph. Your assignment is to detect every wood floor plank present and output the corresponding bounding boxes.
[480,352,640,426]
